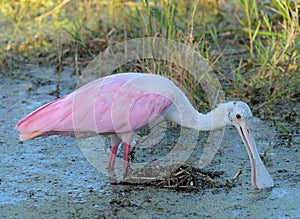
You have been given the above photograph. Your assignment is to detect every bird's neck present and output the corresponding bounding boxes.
[183,104,228,131]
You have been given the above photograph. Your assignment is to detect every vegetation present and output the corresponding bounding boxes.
[0,0,299,136]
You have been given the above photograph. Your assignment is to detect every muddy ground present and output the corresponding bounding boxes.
[0,66,299,218]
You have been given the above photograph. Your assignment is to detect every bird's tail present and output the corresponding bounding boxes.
[16,96,73,141]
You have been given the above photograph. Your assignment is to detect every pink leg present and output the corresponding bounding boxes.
[108,134,121,169]
[108,145,118,169]
[123,143,130,176]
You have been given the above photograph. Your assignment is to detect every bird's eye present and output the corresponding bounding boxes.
[236,114,242,119]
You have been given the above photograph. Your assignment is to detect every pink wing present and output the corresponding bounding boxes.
[16,96,73,140]
[16,74,175,140]
[100,92,175,133]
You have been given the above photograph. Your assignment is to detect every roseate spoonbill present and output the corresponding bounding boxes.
[16,73,274,189]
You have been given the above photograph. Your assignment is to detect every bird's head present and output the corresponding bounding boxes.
[225,101,253,128]
[223,101,274,189]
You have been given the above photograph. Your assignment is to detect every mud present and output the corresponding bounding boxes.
[0,67,299,218]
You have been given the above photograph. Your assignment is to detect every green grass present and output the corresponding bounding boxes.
[0,0,299,135]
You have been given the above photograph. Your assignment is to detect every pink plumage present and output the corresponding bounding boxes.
[16,73,175,141]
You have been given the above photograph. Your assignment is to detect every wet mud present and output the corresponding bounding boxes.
[1,67,299,218]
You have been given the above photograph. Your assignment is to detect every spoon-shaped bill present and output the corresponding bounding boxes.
[237,122,274,189]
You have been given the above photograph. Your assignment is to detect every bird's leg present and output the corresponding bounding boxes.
[119,133,133,177]
[123,143,130,176]
[108,145,118,169]
[108,134,121,169]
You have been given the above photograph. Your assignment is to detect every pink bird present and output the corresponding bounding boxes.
[16,73,274,189]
